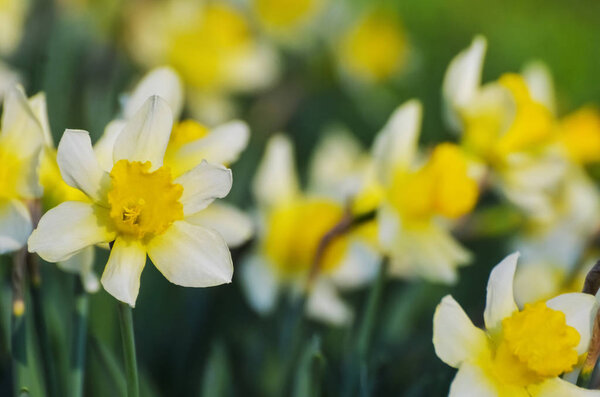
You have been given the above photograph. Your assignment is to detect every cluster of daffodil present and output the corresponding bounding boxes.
[1,0,600,394]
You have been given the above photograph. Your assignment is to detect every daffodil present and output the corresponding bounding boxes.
[28,96,234,306]
[372,100,479,283]
[240,134,379,325]
[434,252,600,396]
[0,0,27,56]
[0,86,47,254]
[338,10,408,83]
[443,36,567,222]
[125,0,278,123]
[107,66,253,248]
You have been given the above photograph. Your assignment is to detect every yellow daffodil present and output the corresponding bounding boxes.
[125,0,278,123]
[28,96,235,306]
[240,135,379,325]
[434,253,599,396]
[0,86,46,253]
[559,107,600,165]
[443,36,567,222]
[107,66,253,248]
[253,0,326,44]
[372,100,478,283]
[338,10,408,83]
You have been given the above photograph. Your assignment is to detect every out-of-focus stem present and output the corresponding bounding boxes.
[70,278,88,397]
[118,302,139,397]
[12,248,28,396]
[357,258,389,360]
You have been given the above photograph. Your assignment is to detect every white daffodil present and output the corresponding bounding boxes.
[513,168,600,306]
[28,96,234,307]
[125,0,278,123]
[0,85,47,253]
[106,66,253,248]
[240,134,379,326]
[372,100,479,284]
[442,36,567,223]
[434,252,600,396]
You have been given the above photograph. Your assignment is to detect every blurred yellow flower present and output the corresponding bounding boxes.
[0,86,46,254]
[0,0,26,55]
[434,253,597,396]
[240,135,380,326]
[29,96,235,306]
[339,11,408,82]
[372,100,477,283]
[254,0,324,36]
[559,107,600,164]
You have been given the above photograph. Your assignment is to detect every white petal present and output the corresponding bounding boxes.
[377,204,400,250]
[527,377,600,397]
[113,95,173,169]
[252,134,299,207]
[0,199,31,254]
[184,202,252,247]
[546,292,597,355]
[484,252,520,335]
[57,246,99,293]
[175,160,232,216]
[28,201,115,262]
[442,36,487,132]
[372,100,422,183]
[174,120,249,172]
[147,221,233,287]
[1,85,45,158]
[448,363,498,397]
[28,92,52,146]
[306,279,353,326]
[101,237,147,307]
[433,295,488,368]
[522,61,556,114]
[124,67,184,121]
[94,120,126,172]
[57,129,110,203]
[330,242,380,289]
[239,255,279,314]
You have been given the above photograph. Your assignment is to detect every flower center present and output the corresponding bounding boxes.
[389,143,478,223]
[263,199,347,278]
[107,160,183,240]
[493,301,580,387]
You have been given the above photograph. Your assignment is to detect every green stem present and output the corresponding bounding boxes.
[12,249,29,396]
[118,302,139,397]
[357,258,389,359]
[70,279,88,397]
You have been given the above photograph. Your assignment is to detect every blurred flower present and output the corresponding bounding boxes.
[29,96,235,306]
[434,252,598,396]
[0,0,27,56]
[372,100,478,283]
[240,134,379,326]
[111,66,253,247]
[559,107,600,165]
[125,0,279,123]
[338,10,408,83]
[0,86,46,254]
[253,0,326,41]
[443,37,567,222]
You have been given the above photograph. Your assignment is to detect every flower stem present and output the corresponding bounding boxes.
[357,257,389,359]
[70,278,88,397]
[118,302,139,397]
[28,254,58,397]
[12,248,29,395]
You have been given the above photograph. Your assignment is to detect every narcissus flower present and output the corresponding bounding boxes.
[253,0,326,44]
[28,96,234,306]
[338,10,408,83]
[434,253,599,396]
[373,100,478,283]
[0,86,46,253]
[125,0,278,123]
[443,36,566,222]
[240,135,379,325]
[107,66,253,248]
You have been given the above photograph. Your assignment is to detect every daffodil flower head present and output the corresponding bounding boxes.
[28,96,235,307]
[433,253,599,396]
[0,86,46,253]
[253,0,325,37]
[559,107,600,164]
[339,10,408,82]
